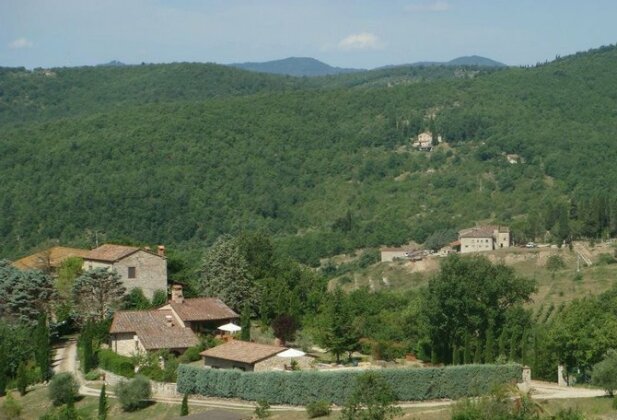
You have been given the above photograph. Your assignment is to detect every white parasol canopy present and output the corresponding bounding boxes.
[217,322,242,333]
[276,348,306,358]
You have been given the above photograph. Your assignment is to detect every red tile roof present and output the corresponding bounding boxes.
[200,340,285,364]
[13,246,90,270]
[84,244,141,262]
[169,298,239,322]
[110,310,199,350]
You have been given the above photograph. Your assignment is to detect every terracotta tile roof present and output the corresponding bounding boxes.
[169,298,239,322]
[13,246,90,270]
[459,225,509,239]
[84,244,141,262]
[200,340,286,364]
[110,310,199,350]
[460,230,494,239]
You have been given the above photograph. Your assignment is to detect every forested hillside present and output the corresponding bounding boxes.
[1,45,617,263]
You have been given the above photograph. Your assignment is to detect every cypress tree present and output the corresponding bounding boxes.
[82,329,94,373]
[240,305,251,342]
[498,328,507,358]
[463,332,471,364]
[532,329,539,375]
[484,325,495,363]
[509,330,518,362]
[430,347,438,365]
[521,330,529,366]
[16,362,28,395]
[473,340,482,364]
[0,369,6,397]
[180,393,189,416]
[98,384,108,420]
[35,314,51,381]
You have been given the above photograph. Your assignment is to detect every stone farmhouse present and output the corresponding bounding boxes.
[109,310,199,356]
[158,285,239,332]
[200,340,313,372]
[83,244,168,299]
[412,131,442,151]
[109,287,238,357]
[458,225,510,254]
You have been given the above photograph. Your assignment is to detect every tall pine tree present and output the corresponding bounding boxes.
[200,235,257,312]
[314,288,360,364]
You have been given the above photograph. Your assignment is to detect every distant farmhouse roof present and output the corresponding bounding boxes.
[459,225,510,238]
[200,340,286,364]
[84,244,142,262]
[13,246,90,270]
[169,298,239,322]
[110,310,199,350]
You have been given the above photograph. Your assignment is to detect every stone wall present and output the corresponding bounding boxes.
[111,332,145,357]
[115,251,167,299]
[100,369,180,398]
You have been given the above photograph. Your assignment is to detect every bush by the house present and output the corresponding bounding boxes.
[98,349,134,378]
[177,363,522,405]
[115,375,152,412]
[177,344,204,364]
[306,400,331,418]
[48,373,79,406]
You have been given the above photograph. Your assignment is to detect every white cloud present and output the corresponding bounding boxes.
[405,1,451,12]
[338,32,381,51]
[8,37,34,49]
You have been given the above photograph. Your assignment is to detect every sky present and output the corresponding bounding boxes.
[1,0,616,69]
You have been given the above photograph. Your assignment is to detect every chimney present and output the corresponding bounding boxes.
[157,245,166,257]
[171,284,184,304]
[165,315,173,327]
[144,246,151,252]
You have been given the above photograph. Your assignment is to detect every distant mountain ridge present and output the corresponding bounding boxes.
[380,55,506,69]
[231,55,505,77]
[230,57,361,77]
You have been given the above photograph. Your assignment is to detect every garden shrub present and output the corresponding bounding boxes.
[592,350,617,396]
[98,349,134,378]
[48,373,79,406]
[84,370,101,381]
[1,393,22,419]
[306,400,331,418]
[177,363,522,405]
[178,344,205,364]
[115,375,152,412]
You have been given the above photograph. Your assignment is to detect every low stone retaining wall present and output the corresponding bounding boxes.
[100,369,180,398]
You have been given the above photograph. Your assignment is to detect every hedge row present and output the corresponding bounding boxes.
[97,349,135,378]
[177,364,522,405]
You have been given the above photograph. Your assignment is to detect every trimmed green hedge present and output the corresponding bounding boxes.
[177,364,522,405]
[98,349,135,378]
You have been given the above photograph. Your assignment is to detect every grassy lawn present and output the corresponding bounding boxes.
[0,386,254,420]
[3,386,617,419]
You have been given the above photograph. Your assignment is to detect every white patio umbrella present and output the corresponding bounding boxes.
[276,348,306,358]
[217,322,242,333]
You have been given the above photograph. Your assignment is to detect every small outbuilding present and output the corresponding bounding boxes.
[200,340,312,372]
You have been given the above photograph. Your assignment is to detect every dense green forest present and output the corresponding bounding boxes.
[1,44,617,263]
